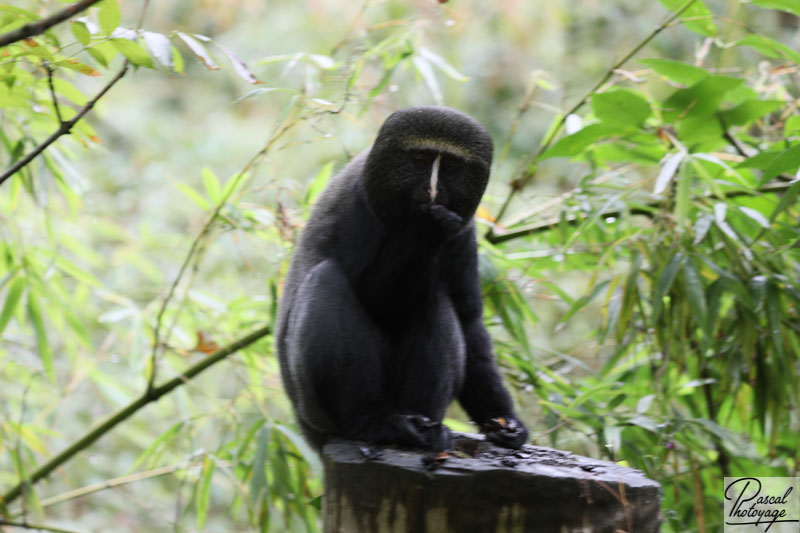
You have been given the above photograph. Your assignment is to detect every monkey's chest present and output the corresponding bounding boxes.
[355,247,446,331]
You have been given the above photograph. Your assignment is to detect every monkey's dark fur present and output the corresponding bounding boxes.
[277,106,528,452]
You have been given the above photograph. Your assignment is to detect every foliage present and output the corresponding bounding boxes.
[1,0,799,531]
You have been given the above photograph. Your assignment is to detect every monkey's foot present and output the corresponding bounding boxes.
[354,414,453,452]
[481,416,528,449]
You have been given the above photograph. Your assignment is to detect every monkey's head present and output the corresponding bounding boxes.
[363,106,493,230]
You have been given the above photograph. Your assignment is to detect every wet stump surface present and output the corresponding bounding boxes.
[323,432,661,533]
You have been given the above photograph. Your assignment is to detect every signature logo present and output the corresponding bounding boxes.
[724,477,800,532]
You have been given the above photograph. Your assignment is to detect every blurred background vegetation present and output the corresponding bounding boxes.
[1,0,799,531]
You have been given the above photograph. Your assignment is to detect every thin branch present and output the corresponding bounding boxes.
[37,465,180,509]
[486,180,795,244]
[0,62,129,187]
[44,62,64,125]
[487,0,699,237]
[2,324,272,506]
[146,117,297,393]
[0,0,103,48]
[0,520,83,533]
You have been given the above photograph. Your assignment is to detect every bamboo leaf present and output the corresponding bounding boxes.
[27,291,54,381]
[274,424,322,478]
[196,456,216,530]
[249,426,270,502]
[216,42,261,84]
[305,161,334,206]
[98,0,120,35]
[682,256,709,339]
[639,58,708,85]
[657,0,718,36]
[751,0,800,18]
[202,167,221,203]
[143,31,172,68]
[652,252,682,322]
[412,55,443,105]
[591,89,651,126]
[0,275,25,336]
[111,38,154,68]
[653,152,685,195]
[178,32,219,70]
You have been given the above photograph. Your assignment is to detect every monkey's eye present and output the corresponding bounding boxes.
[440,154,465,175]
[410,152,434,169]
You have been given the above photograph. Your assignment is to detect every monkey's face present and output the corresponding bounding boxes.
[364,107,493,230]
[403,148,487,216]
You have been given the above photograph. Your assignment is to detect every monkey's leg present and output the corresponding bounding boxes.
[391,291,466,450]
[286,260,432,449]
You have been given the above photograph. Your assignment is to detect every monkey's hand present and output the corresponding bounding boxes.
[421,204,464,235]
[387,413,453,452]
[481,416,528,449]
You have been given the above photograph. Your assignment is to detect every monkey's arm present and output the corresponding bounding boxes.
[448,230,529,448]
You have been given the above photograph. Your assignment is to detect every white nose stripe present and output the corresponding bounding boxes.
[429,154,441,202]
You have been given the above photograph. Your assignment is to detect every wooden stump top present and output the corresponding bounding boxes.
[323,432,661,533]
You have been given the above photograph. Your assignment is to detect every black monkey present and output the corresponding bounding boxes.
[276,106,528,452]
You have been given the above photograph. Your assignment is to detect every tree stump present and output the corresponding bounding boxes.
[322,432,661,533]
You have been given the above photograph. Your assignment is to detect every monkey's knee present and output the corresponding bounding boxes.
[286,260,388,432]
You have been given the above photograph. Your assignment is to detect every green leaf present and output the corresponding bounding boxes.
[652,252,682,322]
[70,21,91,45]
[0,275,25,336]
[27,291,54,381]
[766,282,786,360]
[249,426,270,502]
[111,38,153,68]
[751,0,800,17]
[639,58,708,85]
[591,89,651,126]
[737,34,800,65]
[767,180,800,224]
[171,45,184,73]
[128,422,185,472]
[738,207,770,229]
[718,100,783,127]
[305,161,334,206]
[98,0,120,35]
[738,151,780,170]
[196,456,215,530]
[202,167,221,203]
[274,424,322,478]
[662,76,744,122]
[540,123,629,159]
[785,115,800,137]
[176,183,210,210]
[682,256,709,338]
[761,144,800,183]
[657,0,718,36]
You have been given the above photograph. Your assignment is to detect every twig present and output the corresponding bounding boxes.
[44,62,64,125]
[2,324,272,506]
[487,0,699,238]
[0,62,129,187]
[146,117,297,393]
[37,465,180,509]
[0,520,83,533]
[0,0,103,48]
[487,180,795,244]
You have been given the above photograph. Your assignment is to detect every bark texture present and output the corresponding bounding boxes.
[323,432,661,533]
